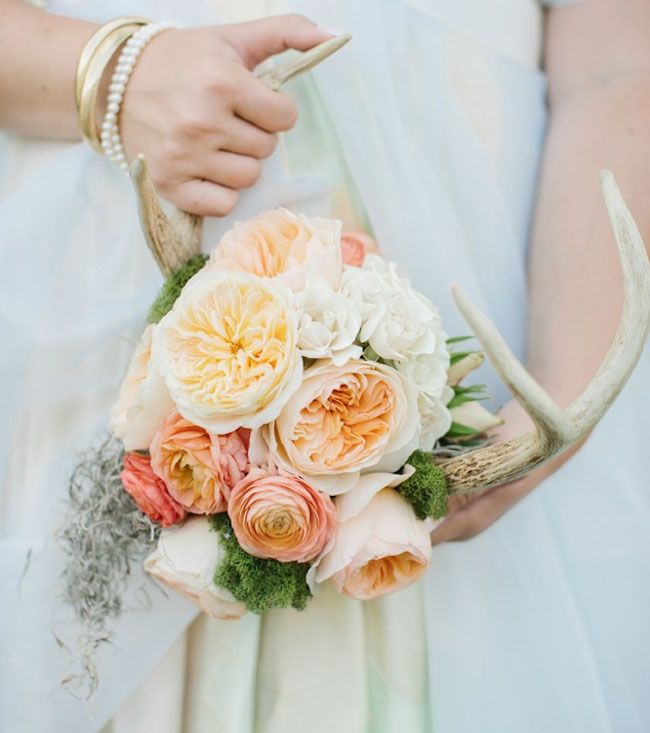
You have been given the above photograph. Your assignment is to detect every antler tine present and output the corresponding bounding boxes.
[258,34,351,90]
[130,154,202,276]
[438,171,650,496]
[449,285,575,443]
[567,171,650,429]
[130,35,351,277]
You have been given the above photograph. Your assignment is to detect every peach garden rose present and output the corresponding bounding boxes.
[152,268,303,434]
[210,208,343,292]
[251,359,421,494]
[310,470,434,601]
[150,411,250,514]
[228,467,336,563]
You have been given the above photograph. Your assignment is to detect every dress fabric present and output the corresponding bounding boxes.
[1,1,648,732]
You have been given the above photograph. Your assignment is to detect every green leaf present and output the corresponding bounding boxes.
[447,383,491,409]
[445,421,482,439]
[446,335,474,345]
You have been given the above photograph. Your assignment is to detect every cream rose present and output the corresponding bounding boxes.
[251,359,421,494]
[145,516,246,620]
[108,324,174,451]
[309,470,433,600]
[152,269,303,433]
[210,208,342,292]
[293,278,362,365]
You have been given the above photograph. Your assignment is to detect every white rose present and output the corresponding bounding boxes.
[293,278,362,365]
[144,516,246,620]
[108,324,174,451]
[417,394,453,451]
[341,255,447,363]
[308,469,434,600]
[395,345,450,400]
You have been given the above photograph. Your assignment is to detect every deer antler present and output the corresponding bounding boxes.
[130,35,351,275]
[438,171,650,495]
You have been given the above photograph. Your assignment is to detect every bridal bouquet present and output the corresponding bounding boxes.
[103,209,496,618]
[56,38,648,699]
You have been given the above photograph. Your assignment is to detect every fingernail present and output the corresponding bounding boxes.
[318,25,344,37]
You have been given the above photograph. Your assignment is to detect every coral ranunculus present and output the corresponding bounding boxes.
[121,451,186,527]
[311,471,433,601]
[210,208,343,292]
[150,412,250,514]
[228,468,336,563]
[251,359,421,494]
[152,269,303,434]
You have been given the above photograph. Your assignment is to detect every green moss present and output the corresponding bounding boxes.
[209,514,312,614]
[398,451,449,520]
[147,254,209,324]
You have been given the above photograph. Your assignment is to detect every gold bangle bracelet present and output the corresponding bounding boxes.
[77,23,145,152]
[74,17,149,114]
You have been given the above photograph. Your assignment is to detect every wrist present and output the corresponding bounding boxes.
[75,17,149,152]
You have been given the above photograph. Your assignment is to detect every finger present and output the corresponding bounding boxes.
[171,179,240,218]
[234,75,298,133]
[224,119,277,158]
[198,151,262,190]
[219,14,336,69]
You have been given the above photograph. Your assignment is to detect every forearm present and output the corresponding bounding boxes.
[432,2,650,543]
[499,1,650,479]
[527,1,650,416]
[0,0,96,138]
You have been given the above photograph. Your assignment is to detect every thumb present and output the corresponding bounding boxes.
[219,14,338,69]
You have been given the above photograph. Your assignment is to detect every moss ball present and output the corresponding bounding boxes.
[209,514,312,614]
[147,254,209,324]
[398,451,449,520]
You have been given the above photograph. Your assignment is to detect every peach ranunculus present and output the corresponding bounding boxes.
[150,411,250,514]
[340,231,380,267]
[209,208,343,292]
[145,516,247,620]
[310,470,434,601]
[228,467,336,563]
[152,268,303,434]
[250,359,421,494]
[121,451,186,527]
[108,324,174,451]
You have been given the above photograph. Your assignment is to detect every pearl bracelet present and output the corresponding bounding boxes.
[101,21,177,171]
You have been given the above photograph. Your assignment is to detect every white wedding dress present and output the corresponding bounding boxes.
[2,1,649,732]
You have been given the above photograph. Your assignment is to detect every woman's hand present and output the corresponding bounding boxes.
[430,402,539,543]
[120,16,334,216]
[429,402,586,544]
[0,3,331,215]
